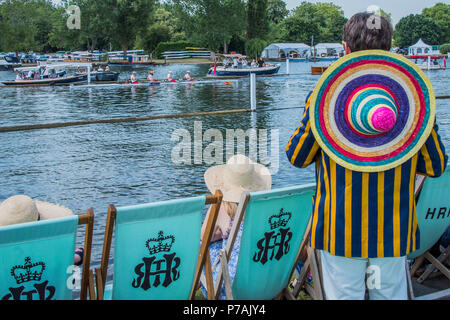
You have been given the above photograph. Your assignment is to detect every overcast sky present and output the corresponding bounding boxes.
[285,0,450,25]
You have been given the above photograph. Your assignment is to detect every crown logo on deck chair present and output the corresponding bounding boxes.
[269,209,292,230]
[146,231,175,255]
[11,257,46,284]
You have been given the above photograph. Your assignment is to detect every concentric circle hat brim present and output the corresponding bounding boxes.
[309,50,436,173]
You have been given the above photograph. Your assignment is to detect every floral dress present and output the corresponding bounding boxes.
[201,223,243,300]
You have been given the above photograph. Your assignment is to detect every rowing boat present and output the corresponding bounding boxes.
[207,64,281,77]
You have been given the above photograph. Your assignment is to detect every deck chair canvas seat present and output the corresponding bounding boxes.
[95,191,222,300]
[408,168,450,300]
[0,210,94,300]
[213,185,315,300]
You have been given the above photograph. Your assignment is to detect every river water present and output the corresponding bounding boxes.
[0,61,449,296]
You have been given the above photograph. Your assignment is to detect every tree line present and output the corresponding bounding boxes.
[0,0,448,57]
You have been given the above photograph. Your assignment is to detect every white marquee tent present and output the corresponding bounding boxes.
[261,43,311,59]
[409,39,440,56]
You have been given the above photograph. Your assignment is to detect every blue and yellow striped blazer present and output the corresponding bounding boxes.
[286,93,448,258]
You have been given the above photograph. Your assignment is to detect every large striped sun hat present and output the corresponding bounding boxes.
[310,50,436,173]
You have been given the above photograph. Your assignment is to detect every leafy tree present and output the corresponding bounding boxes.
[173,0,246,53]
[279,2,347,44]
[267,0,288,24]
[113,0,156,53]
[247,0,269,40]
[394,14,443,48]
[422,3,450,44]
[245,38,267,58]
[136,24,172,54]
[0,0,39,54]
[440,44,450,55]
[48,5,83,51]
[135,5,187,53]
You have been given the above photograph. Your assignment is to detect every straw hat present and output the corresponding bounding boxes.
[204,154,272,202]
[309,50,436,173]
[0,195,73,227]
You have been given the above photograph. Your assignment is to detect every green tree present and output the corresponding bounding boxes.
[267,0,288,24]
[245,38,267,58]
[440,44,450,55]
[422,3,450,44]
[135,5,187,53]
[49,0,119,51]
[279,2,347,44]
[394,14,443,48]
[173,0,246,53]
[0,0,40,54]
[48,4,82,51]
[247,0,269,40]
[112,0,156,53]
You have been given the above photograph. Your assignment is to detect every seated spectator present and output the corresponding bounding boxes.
[200,154,272,299]
[0,195,84,266]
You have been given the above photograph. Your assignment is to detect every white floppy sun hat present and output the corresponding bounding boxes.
[204,154,272,202]
[0,195,73,227]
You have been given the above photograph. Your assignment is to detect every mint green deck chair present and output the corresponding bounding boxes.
[214,185,315,300]
[408,170,450,300]
[94,191,222,300]
[0,210,94,300]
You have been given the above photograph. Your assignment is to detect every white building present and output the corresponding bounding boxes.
[261,43,311,59]
[408,39,440,56]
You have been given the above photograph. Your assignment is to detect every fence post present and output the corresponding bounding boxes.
[250,73,256,111]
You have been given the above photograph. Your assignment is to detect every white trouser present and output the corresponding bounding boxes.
[320,250,408,300]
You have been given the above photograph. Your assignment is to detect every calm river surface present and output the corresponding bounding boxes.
[0,61,449,295]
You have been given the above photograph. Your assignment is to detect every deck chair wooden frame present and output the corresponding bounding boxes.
[91,190,223,300]
[77,209,95,300]
[212,187,314,300]
[291,218,325,300]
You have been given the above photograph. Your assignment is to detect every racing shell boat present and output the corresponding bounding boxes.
[207,64,280,77]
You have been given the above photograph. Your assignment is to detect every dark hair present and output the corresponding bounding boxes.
[343,12,393,52]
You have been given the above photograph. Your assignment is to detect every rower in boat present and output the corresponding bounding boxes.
[16,72,22,81]
[105,65,111,72]
[97,65,104,72]
[129,71,138,84]
[147,70,154,81]
[184,71,194,81]
[251,59,258,68]
[167,71,176,82]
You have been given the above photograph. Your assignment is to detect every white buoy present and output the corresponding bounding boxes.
[250,73,256,111]
[286,58,290,75]
[428,56,431,71]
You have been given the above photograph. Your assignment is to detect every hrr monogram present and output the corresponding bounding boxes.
[132,231,181,291]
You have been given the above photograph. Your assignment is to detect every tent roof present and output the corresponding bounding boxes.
[265,43,311,50]
[315,43,344,49]
[409,39,432,48]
